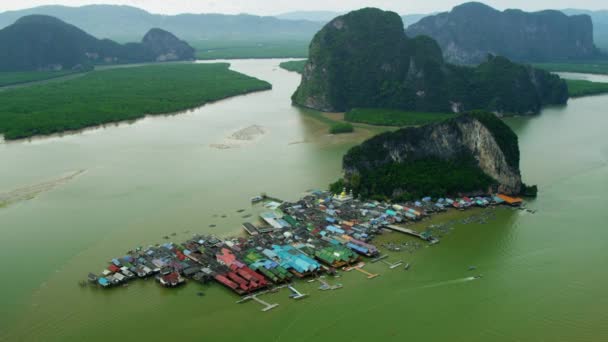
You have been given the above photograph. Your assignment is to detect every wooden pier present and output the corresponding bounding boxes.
[382,260,403,269]
[287,285,308,300]
[317,277,343,291]
[384,225,427,240]
[371,254,388,263]
[237,294,279,312]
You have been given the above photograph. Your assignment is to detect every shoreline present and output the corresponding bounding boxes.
[0,86,272,144]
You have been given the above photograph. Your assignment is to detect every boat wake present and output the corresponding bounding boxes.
[415,276,478,290]
[0,170,85,208]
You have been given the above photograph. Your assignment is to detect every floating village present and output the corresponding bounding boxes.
[84,190,526,311]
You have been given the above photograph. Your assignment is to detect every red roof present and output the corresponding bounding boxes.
[108,264,120,273]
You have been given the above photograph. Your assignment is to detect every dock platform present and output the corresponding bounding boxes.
[384,225,425,239]
[288,285,308,300]
[382,260,403,269]
[237,294,279,312]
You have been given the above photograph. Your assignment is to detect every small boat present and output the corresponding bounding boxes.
[196,292,205,297]
[473,274,483,279]
[87,273,98,283]
[251,196,264,203]
[468,266,477,271]
[404,263,411,270]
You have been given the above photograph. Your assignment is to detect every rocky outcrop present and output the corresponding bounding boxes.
[407,2,600,64]
[292,8,568,115]
[142,28,195,62]
[343,112,523,197]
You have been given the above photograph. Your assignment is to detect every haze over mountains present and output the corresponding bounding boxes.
[0,5,323,42]
[0,3,606,52]
[563,9,608,49]
[407,2,601,64]
[0,15,195,71]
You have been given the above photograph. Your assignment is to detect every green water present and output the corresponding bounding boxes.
[1,60,607,341]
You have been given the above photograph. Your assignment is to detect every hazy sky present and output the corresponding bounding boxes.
[1,0,606,15]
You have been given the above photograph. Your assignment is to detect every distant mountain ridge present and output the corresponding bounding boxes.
[0,15,195,71]
[0,5,323,42]
[275,11,343,22]
[275,10,429,28]
[407,2,601,64]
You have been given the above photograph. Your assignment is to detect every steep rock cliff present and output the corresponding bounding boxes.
[407,2,600,64]
[342,112,523,199]
[141,28,195,62]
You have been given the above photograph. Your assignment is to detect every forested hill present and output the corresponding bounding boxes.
[0,5,323,42]
[0,15,194,71]
[292,8,568,115]
[341,112,525,200]
[407,2,601,64]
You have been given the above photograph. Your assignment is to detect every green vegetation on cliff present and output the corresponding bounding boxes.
[279,60,307,73]
[566,79,608,97]
[345,108,455,126]
[338,157,497,201]
[468,111,520,169]
[446,56,568,113]
[0,63,271,140]
[339,112,523,199]
[292,8,568,115]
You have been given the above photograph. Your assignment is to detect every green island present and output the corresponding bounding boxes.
[0,69,87,87]
[300,109,355,135]
[338,112,526,201]
[345,108,456,126]
[0,63,271,140]
[566,79,608,97]
[534,61,608,75]
[279,60,307,73]
[194,40,309,60]
[328,122,354,134]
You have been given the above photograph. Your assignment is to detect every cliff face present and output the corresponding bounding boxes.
[292,8,568,115]
[292,8,446,113]
[407,2,599,64]
[343,113,522,197]
[142,28,195,62]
